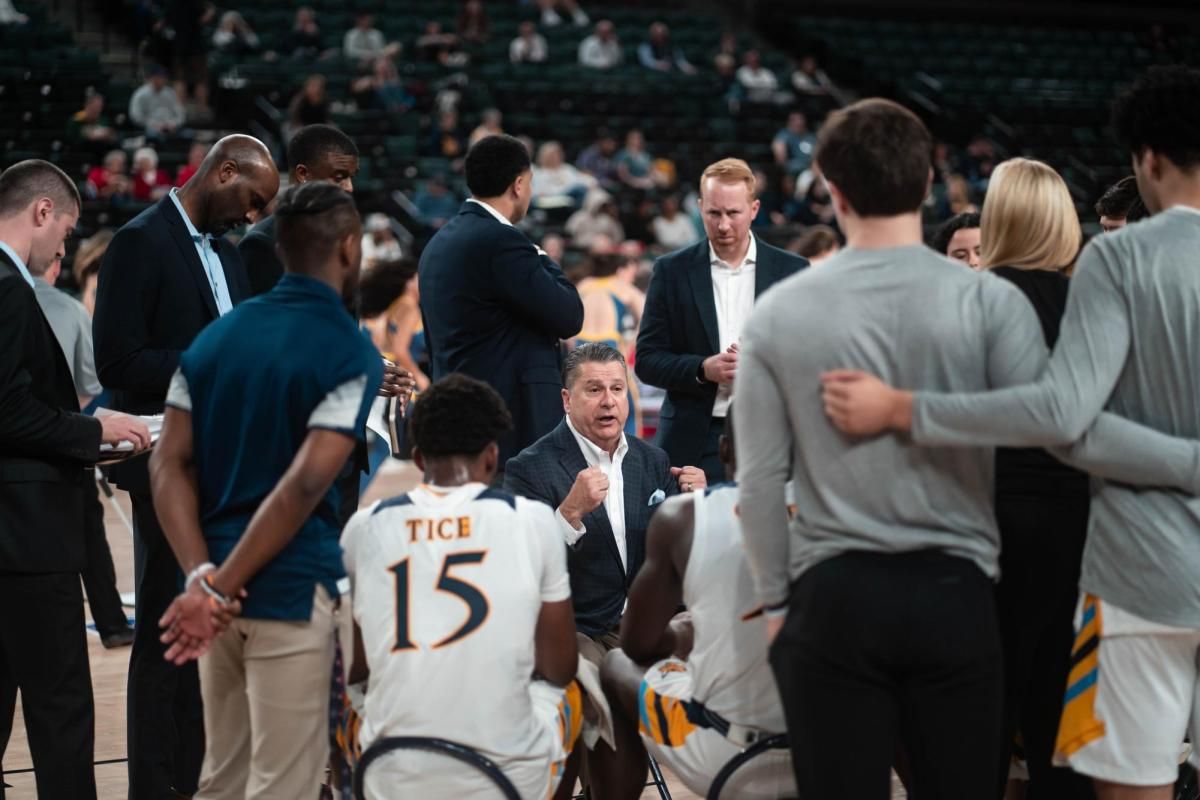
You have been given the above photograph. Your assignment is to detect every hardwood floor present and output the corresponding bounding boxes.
[2,460,902,799]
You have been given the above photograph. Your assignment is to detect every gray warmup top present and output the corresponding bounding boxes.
[33,278,102,399]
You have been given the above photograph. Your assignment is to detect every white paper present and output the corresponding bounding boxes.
[95,408,164,452]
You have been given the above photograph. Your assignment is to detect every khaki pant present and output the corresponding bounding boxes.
[576,629,621,669]
[196,586,337,800]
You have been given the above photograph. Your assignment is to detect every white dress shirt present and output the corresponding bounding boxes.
[0,240,34,289]
[709,235,757,417]
[466,197,513,227]
[169,188,233,315]
[556,415,630,571]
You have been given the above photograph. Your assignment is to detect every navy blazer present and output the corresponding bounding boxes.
[237,214,282,298]
[418,202,583,466]
[504,419,677,636]
[93,195,251,494]
[0,250,102,572]
[634,237,807,468]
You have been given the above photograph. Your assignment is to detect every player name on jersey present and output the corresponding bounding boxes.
[404,516,473,542]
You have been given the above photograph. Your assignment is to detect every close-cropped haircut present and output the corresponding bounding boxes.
[0,159,82,219]
[273,182,360,272]
[980,158,1081,271]
[930,212,981,255]
[409,374,513,458]
[700,158,756,197]
[1112,65,1200,171]
[286,124,358,171]
[464,134,531,198]
[814,98,932,217]
[562,342,626,388]
[1094,176,1140,219]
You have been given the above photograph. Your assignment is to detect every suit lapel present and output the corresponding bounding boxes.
[554,423,625,575]
[160,197,219,319]
[688,242,719,353]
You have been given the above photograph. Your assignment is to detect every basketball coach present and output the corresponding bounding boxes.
[419,134,584,477]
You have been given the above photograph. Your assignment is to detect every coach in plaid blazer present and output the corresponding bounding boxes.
[504,343,705,657]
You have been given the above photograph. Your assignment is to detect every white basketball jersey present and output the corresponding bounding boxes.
[341,482,570,765]
[683,483,787,732]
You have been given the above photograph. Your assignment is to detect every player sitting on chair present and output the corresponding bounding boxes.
[341,374,584,800]
[598,409,796,799]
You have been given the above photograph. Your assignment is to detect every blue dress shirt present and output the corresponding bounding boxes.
[168,188,233,315]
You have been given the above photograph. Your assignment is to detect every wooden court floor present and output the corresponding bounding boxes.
[3,459,902,799]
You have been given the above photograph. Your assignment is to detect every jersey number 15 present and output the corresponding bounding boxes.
[390,551,489,651]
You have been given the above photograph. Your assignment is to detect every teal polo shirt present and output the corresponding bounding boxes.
[166,273,382,621]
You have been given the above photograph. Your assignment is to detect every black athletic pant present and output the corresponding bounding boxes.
[994,493,1095,800]
[127,492,204,799]
[81,478,128,637]
[0,572,96,799]
[771,550,1004,800]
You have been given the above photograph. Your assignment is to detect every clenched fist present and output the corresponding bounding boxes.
[559,466,609,529]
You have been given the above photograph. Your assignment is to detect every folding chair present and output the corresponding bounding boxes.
[572,753,672,800]
[353,737,521,800]
[706,734,791,800]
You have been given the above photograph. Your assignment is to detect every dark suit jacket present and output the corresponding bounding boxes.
[0,251,102,573]
[237,214,281,298]
[504,419,677,636]
[93,195,251,494]
[419,201,584,465]
[635,237,807,468]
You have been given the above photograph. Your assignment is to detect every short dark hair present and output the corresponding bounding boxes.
[814,98,932,217]
[464,134,531,198]
[562,342,626,388]
[1094,176,1140,219]
[359,257,417,318]
[274,182,360,272]
[1126,194,1150,224]
[1112,65,1200,171]
[0,159,81,219]
[287,124,358,172]
[931,212,981,255]
[409,374,513,458]
[792,224,839,259]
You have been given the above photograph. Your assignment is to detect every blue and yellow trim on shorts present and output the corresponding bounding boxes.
[1055,593,1106,760]
[549,680,585,794]
[638,674,697,748]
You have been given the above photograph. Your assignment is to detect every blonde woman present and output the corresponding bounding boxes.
[980,157,1092,800]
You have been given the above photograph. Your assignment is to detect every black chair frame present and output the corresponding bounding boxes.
[706,733,790,800]
[353,736,521,800]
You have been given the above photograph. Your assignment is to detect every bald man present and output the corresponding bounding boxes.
[93,133,279,799]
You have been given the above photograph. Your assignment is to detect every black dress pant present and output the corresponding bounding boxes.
[994,492,1095,800]
[698,416,726,486]
[771,550,1003,800]
[0,572,96,799]
[127,492,204,798]
[81,478,128,637]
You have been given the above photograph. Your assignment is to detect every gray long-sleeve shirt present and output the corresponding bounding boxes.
[736,243,1200,610]
[33,278,102,399]
[913,207,1200,628]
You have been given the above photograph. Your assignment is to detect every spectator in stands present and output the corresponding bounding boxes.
[283,6,323,59]
[510,21,548,64]
[714,53,744,113]
[361,213,404,268]
[960,134,998,187]
[287,74,331,138]
[129,65,186,139]
[166,0,213,115]
[426,109,467,168]
[86,149,133,205]
[131,147,172,202]
[615,128,655,191]
[0,0,28,25]
[416,20,465,67]
[790,53,835,96]
[412,174,461,230]
[566,190,625,249]
[794,174,836,227]
[790,224,839,263]
[72,229,113,317]
[773,111,816,176]
[175,141,208,187]
[65,92,116,151]
[537,0,588,28]
[1095,175,1140,233]
[468,108,505,146]
[736,50,780,103]
[455,0,490,44]
[753,168,789,229]
[931,211,982,270]
[713,30,739,67]
[947,173,979,215]
[541,232,566,264]
[578,20,620,69]
[638,22,695,74]
[352,56,414,113]
[651,194,698,251]
[576,129,620,189]
[532,141,594,208]
[344,13,399,65]
[211,11,259,55]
